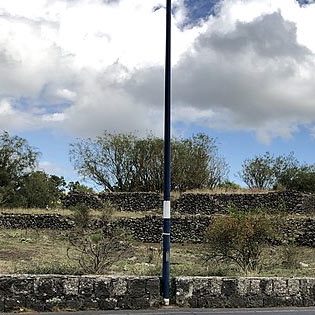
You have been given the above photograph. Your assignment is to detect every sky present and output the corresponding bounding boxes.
[1,0,315,188]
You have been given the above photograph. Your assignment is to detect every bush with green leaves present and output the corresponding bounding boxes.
[277,166,315,193]
[217,181,242,191]
[204,210,278,275]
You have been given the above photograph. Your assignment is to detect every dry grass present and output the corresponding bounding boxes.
[0,207,73,216]
[168,188,272,201]
[3,207,315,222]
[0,207,159,221]
[1,228,315,277]
[185,187,273,195]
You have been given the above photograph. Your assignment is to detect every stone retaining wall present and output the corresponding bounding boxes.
[174,276,315,308]
[62,191,315,214]
[2,275,315,312]
[174,191,315,215]
[0,213,74,229]
[0,214,211,243]
[2,214,315,246]
[113,215,212,243]
[0,275,160,312]
[62,192,161,211]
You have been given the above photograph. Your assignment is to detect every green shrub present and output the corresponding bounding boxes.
[204,210,278,275]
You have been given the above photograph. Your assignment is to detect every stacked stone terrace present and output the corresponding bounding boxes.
[62,190,315,214]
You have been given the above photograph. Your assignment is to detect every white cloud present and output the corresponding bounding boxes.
[0,0,204,137]
[171,11,315,141]
[1,0,315,142]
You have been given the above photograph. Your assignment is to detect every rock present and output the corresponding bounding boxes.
[299,262,309,268]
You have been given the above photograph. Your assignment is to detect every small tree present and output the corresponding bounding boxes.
[204,210,277,274]
[69,132,136,192]
[238,152,275,189]
[172,134,229,191]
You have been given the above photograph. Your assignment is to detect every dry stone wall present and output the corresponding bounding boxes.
[113,215,212,243]
[0,275,160,312]
[0,213,211,243]
[0,213,74,229]
[2,275,315,312]
[2,213,315,246]
[99,192,161,211]
[174,191,315,214]
[62,191,315,215]
[62,192,161,211]
[174,276,315,308]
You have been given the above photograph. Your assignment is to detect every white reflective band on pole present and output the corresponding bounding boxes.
[163,201,171,219]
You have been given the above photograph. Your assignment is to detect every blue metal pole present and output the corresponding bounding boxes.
[162,0,171,306]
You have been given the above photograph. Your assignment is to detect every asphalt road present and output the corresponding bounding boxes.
[8,308,315,315]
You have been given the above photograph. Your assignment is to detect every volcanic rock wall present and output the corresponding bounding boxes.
[174,276,315,308]
[2,275,315,312]
[174,191,315,214]
[0,213,74,229]
[62,191,315,214]
[2,213,315,246]
[0,275,160,312]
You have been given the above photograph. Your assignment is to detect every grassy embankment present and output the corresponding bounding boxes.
[0,226,315,277]
[1,188,315,278]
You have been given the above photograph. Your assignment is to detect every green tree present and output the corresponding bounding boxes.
[238,152,275,189]
[70,131,228,192]
[0,131,40,205]
[277,165,315,193]
[12,171,66,208]
[70,132,136,192]
[238,152,300,190]
[132,135,164,191]
[172,134,228,191]
[67,181,95,194]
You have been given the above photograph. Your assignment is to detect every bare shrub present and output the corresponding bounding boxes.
[281,241,300,269]
[67,202,132,274]
[67,228,132,274]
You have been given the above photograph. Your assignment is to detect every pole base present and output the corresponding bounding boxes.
[164,298,170,306]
